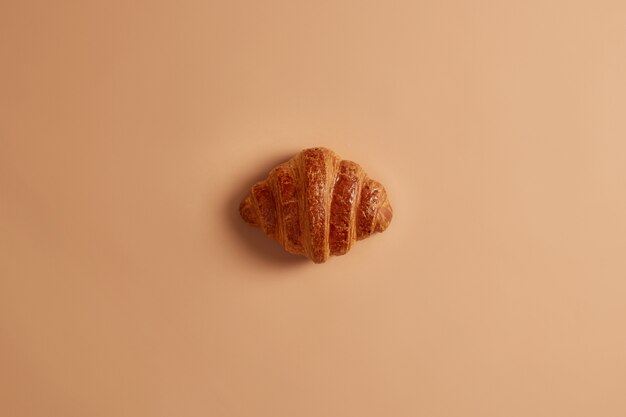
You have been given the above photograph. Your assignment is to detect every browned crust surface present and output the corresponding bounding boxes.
[251,181,277,238]
[356,177,381,240]
[329,160,362,256]
[299,148,328,263]
[240,147,392,262]
[272,163,303,254]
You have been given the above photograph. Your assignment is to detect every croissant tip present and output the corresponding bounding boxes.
[239,196,259,227]
[375,199,393,233]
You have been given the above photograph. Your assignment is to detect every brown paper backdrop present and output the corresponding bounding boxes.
[2,1,626,416]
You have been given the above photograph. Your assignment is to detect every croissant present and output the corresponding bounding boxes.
[239,147,393,263]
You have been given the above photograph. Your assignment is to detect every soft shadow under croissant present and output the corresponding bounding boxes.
[239,147,393,263]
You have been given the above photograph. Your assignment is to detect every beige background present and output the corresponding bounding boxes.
[2,1,626,416]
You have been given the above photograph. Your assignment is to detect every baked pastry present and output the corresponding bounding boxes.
[239,147,393,263]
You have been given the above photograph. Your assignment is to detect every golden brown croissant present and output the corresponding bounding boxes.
[239,147,393,263]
